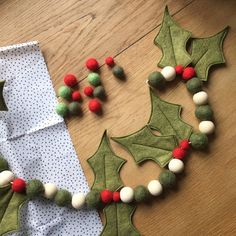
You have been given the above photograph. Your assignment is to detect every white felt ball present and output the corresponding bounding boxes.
[199,121,215,134]
[147,180,163,196]
[72,193,86,209]
[193,91,208,105]
[120,187,134,203]
[43,183,58,199]
[168,159,184,174]
[0,170,14,187]
[161,66,176,81]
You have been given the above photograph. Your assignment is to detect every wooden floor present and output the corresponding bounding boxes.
[1,0,236,235]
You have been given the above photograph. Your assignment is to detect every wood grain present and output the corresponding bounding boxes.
[1,0,236,235]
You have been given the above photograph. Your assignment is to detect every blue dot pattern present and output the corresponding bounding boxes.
[0,42,103,236]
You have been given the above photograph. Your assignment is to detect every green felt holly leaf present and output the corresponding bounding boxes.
[190,27,229,81]
[0,81,8,111]
[112,126,177,167]
[154,6,192,68]
[148,90,193,142]
[0,185,27,236]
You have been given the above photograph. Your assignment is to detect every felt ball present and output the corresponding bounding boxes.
[179,140,191,150]
[86,58,99,71]
[112,65,125,79]
[55,103,69,117]
[63,74,77,87]
[120,187,134,203]
[148,71,166,89]
[161,66,176,81]
[58,86,72,100]
[12,178,26,193]
[195,105,214,121]
[134,185,150,203]
[147,180,163,196]
[100,189,113,204]
[113,192,120,202]
[0,157,9,172]
[85,190,102,209]
[88,73,101,87]
[175,65,184,75]
[199,121,215,135]
[0,170,14,187]
[172,147,187,160]
[159,170,176,188]
[72,91,82,101]
[182,67,196,80]
[68,102,81,115]
[168,159,184,174]
[26,179,44,199]
[72,193,86,209]
[84,86,94,97]
[105,57,115,67]
[186,77,202,94]
[55,189,72,207]
[190,132,208,150]
[93,86,106,99]
[43,183,58,199]
[193,91,208,105]
[88,99,102,113]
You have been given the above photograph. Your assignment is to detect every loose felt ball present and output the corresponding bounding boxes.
[193,91,208,105]
[195,105,214,121]
[161,66,176,81]
[84,86,94,97]
[72,193,86,209]
[72,91,82,101]
[55,189,72,207]
[175,65,184,75]
[172,147,187,160]
[182,67,196,80]
[88,99,102,113]
[55,103,69,117]
[85,190,102,209]
[112,65,125,79]
[0,170,14,187]
[199,121,215,135]
[0,157,9,172]
[68,102,81,115]
[120,187,134,203]
[58,86,72,100]
[159,170,176,188]
[88,73,101,87]
[105,57,115,67]
[43,183,58,199]
[86,58,99,71]
[100,189,113,204]
[63,74,77,87]
[147,180,163,196]
[93,86,106,99]
[134,185,150,203]
[179,140,191,150]
[168,159,184,174]
[148,71,166,89]
[190,132,208,150]
[186,77,202,94]
[12,178,26,193]
[26,179,44,199]
[113,192,120,202]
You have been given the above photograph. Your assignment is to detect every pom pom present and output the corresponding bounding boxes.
[85,190,102,209]
[134,185,150,203]
[58,86,72,100]
[84,86,94,97]
[72,91,82,101]
[112,65,125,79]
[147,180,163,196]
[0,156,9,172]
[199,121,215,135]
[168,159,184,174]
[88,99,102,113]
[195,105,214,121]
[68,102,81,115]
[159,170,176,188]
[186,77,202,94]
[120,187,134,203]
[0,170,14,187]
[175,65,184,75]
[105,57,115,67]
[55,103,69,117]
[161,66,176,81]
[182,67,196,80]
[72,193,86,209]
[26,179,44,199]
[193,91,208,105]
[100,189,113,204]
[43,183,58,199]
[87,73,101,87]
[93,86,106,99]
[172,147,187,160]
[190,132,208,150]
[86,58,99,71]
[55,189,72,207]
[63,74,77,87]
[113,192,120,202]
[148,72,166,89]
[179,140,190,150]
[12,178,26,193]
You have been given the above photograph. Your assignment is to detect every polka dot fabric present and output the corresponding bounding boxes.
[0,42,102,236]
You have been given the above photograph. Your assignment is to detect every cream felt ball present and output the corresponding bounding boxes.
[193,91,208,105]
[120,187,134,203]
[199,121,215,134]
[161,66,176,81]
[43,183,58,199]
[0,170,14,187]
[168,159,184,174]
[72,193,86,209]
[147,180,163,196]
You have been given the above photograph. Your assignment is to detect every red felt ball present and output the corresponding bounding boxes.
[172,147,187,160]
[86,58,99,71]
[84,86,94,97]
[179,140,191,150]
[175,65,184,75]
[105,57,115,67]
[12,178,26,193]
[113,192,120,202]
[182,67,196,80]
[88,99,102,113]
[63,74,77,87]
[101,189,113,204]
[72,91,82,101]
